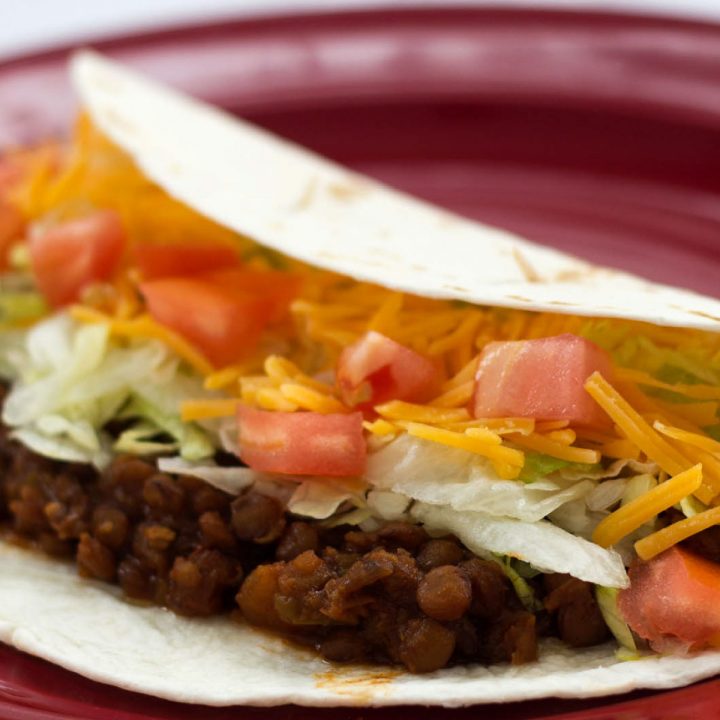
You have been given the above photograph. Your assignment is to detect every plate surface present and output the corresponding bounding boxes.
[1,6,720,719]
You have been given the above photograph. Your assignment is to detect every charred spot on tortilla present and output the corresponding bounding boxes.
[326,179,370,202]
[512,248,541,283]
[292,177,319,212]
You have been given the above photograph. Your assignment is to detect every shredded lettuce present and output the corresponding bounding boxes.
[119,393,213,461]
[518,452,599,484]
[496,556,542,611]
[413,502,629,588]
[366,434,598,523]
[582,323,720,396]
[679,494,708,518]
[0,291,47,326]
[621,474,657,506]
[287,481,359,520]
[366,489,411,521]
[157,457,260,495]
[2,313,216,467]
[595,586,637,651]
[0,329,26,380]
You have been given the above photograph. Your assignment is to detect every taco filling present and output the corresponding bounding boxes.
[3,64,720,681]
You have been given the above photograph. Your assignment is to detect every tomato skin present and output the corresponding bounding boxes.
[0,201,24,270]
[237,405,366,477]
[0,162,23,194]
[618,547,720,652]
[202,268,300,323]
[472,333,612,428]
[337,331,440,407]
[141,277,275,367]
[29,210,125,307]
[134,243,240,279]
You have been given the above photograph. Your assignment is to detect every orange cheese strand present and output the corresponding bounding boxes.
[280,383,347,414]
[443,417,535,435]
[600,438,641,461]
[363,419,398,436]
[181,399,239,422]
[534,420,570,433]
[429,380,475,409]
[507,432,600,465]
[652,421,720,504]
[264,355,335,394]
[592,464,703,548]
[616,368,720,401]
[656,400,719,428]
[406,423,523,479]
[70,306,214,375]
[440,355,479,392]
[376,401,470,424]
[584,372,692,477]
[635,505,720,561]
[204,364,248,391]
[654,421,720,456]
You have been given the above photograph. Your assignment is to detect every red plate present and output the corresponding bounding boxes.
[2,6,720,719]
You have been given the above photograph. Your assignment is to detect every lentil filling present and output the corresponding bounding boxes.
[0,389,613,673]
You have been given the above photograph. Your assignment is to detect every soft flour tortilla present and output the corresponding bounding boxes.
[2,51,720,705]
[70,51,720,333]
[4,543,720,707]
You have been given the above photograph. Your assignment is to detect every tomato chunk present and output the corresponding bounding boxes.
[29,210,125,307]
[202,268,300,323]
[141,276,275,367]
[472,333,612,427]
[237,405,366,476]
[0,201,24,270]
[618,547,720,652]
[337,331,440,406]
[134,243,240,279]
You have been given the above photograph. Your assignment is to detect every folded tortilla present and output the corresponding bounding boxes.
[1,51,720,707]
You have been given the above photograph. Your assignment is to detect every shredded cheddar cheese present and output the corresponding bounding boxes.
[70,306,215,376]
[279,383,346,414]
[363,419,398,436]
[181,399,238,422]
[406,423,523,479]
[654,422,720,456]
[429,381,475,409]
[585,373,691,477]
[375,401,470,425]
[592,464,703,548]
[616,368,720,401]
[635,505,720,560]
[508,432,600,465]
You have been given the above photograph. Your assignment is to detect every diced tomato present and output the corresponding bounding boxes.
[337,331,440,407]
[618,547,720,652]
[237,405,366,477]
[202,268,300,323]
[0,156,26,196]
[141,276,276,367]
[0,201,24,270]
[29,210,125,307]
[472,333,612,428]
[134,242,240,279]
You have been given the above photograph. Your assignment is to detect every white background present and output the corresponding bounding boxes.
[2,0,720,60]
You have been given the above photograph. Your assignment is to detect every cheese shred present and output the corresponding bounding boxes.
[592,464,703,548]
[406,423,524,479]
[635,506,720,561]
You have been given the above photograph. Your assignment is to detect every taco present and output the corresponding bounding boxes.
[2,51,720,706]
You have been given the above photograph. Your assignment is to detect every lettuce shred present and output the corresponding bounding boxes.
[1,313,217,467]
